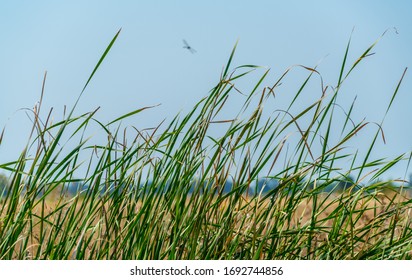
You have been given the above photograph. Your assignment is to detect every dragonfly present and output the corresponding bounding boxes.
[182,39,196,54]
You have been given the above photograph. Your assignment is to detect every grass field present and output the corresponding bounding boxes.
[1,29,411,259]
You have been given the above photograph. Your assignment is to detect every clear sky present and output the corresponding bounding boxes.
[1,0,411,180]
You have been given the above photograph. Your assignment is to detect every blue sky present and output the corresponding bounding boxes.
[1,1,411,180]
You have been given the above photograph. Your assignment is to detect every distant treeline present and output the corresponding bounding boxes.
[2,173,406,198]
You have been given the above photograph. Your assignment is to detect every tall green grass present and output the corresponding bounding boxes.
[0,29,411,259]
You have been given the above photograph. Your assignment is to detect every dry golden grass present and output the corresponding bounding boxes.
[1,185,411,259]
